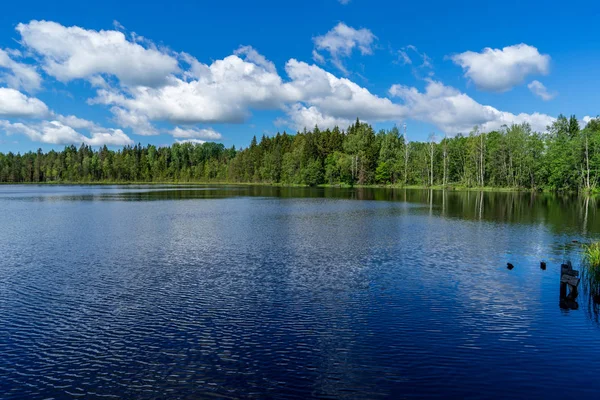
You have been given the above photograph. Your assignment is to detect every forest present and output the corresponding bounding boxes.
[1,114,599,191]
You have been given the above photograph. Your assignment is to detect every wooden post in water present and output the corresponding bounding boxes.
[559,262,580,310]
[561,263,580,286]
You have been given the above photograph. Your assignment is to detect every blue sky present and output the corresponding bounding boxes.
[0,0,598,153]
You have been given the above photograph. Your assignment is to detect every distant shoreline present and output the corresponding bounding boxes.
[0,181,566,193]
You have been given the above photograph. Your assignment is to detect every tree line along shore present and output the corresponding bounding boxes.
[1,115,599,192]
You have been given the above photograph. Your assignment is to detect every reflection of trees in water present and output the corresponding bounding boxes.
[99,187,600,237]
[344,189,599,237]
[56,185,600,244]
[353,189,597,236]
[383,189,599,237]
[581,196,590,235]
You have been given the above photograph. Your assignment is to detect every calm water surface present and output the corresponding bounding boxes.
[1,185,600,399]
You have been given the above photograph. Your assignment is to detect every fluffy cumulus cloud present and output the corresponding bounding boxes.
[110,107,158,136]
[0,49,42,92]
[282,59,406,129]
[281,104,355,131]
[312,23,376,74]
[451,44,550,92]
[91,50,291,125]
[389,79,555,133]
[0,88,49,118]
[527,80,556,101]
[0,118,133,146]
[17,20,179,87]
[84,128,133,146]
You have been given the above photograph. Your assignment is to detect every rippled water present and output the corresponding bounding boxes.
[1,185,600,398]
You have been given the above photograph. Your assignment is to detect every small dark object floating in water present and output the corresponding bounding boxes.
[507,263,515,270]
[572,240,579,243]
[540,261,547,270]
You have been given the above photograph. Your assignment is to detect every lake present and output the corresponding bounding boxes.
[1,185,599,399]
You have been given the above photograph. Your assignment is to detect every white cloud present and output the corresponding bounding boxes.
[0,85,132,147]
[170,126,222,140]
[580,116,597,129]
[234,45,276,73]
[175,139,206,144]
[0,119,133,146]
[312,49,325,64]
[389,79,554,133]
[313,23,376,74]
[86,128,133,146]
[88,75,109,88]
[283,103,354,130]
[16,20,179,87]
[92,48,291,124]
[0,88,49,118]
[0,120,81,144]
[55,114,99,130]
[113,20,125,31]
[451,43,550,92]
[0,49,42,92]
[527,80,556,101]
[90,50,405,132]
[284,59,406,123]
[110,107,158,135]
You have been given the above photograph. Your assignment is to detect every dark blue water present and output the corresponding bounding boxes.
[1,185,599,399]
